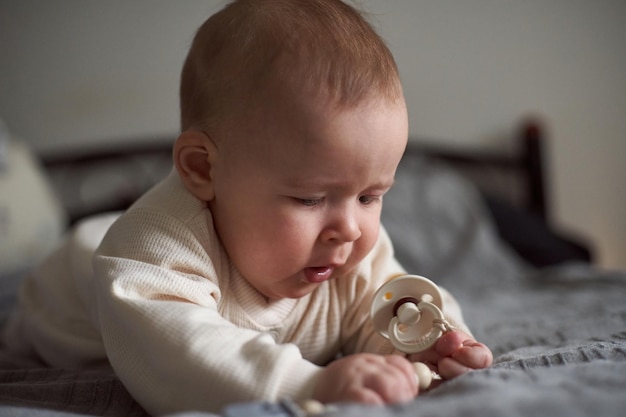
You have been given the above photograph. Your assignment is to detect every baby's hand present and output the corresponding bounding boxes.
[407,330,492,380]
[313,353,418,405]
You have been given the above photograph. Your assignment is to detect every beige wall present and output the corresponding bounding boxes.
[1,1,624,269]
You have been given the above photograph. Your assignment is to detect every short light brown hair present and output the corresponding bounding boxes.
[180,0,403,132]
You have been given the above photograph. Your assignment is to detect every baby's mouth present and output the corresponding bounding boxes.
[303,266,335,284]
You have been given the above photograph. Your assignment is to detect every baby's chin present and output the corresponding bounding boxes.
[258,278,320,301]
[261,263,361,300]
[264,285,318,301]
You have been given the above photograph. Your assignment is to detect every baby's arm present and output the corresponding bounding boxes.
[93,212,321,415]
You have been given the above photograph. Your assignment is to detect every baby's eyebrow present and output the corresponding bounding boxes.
[282,177,395,191]
[376,178,396,189]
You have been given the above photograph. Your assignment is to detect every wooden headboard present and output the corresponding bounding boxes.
[41,140,174,225]
[406,118,548,222]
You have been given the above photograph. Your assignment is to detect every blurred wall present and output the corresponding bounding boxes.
[1,0,624,270]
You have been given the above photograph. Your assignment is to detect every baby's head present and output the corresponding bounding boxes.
[175,0,408,300]
[179,0,404,134]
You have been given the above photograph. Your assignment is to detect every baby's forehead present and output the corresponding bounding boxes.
[231,90,378,135]
[234,92,405,147]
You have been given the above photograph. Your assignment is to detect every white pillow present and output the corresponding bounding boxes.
[0,139,66,275]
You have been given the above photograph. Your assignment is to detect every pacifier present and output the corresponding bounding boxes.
[371,274,456,390]
[370,274,450,354]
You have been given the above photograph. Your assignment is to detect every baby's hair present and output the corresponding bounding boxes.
[180,0,403,132]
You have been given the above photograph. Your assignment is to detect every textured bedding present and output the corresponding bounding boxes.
[1,155,625,417]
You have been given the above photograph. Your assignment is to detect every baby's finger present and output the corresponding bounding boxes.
[384,355,419,395]
[437,357,472,379]
[347,387,385,406]
[434,330,468,357]
[363,376,413,404]
[406,349,440,367]
[361,356,418,403]
[450,340,493,369]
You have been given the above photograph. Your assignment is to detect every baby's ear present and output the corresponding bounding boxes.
[173,130,217,201]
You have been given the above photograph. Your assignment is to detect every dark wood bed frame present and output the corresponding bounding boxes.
[404,119,547,222]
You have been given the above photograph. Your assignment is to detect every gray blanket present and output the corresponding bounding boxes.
[326,265,626,417]
[1,156,624,417]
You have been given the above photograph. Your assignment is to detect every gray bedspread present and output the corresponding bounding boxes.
[1,156,624,416]
[323,264,626,417]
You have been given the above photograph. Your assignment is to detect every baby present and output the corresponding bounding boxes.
[2,0,492,414]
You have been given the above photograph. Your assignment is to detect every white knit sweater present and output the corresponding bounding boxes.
[3,171,467,415]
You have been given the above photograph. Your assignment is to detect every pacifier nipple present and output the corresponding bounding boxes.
[396,301,421,326]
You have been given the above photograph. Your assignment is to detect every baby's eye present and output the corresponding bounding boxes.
[296,197,323,207]
[359,195,381,205]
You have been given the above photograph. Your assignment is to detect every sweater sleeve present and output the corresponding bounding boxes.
[93,209,320,415]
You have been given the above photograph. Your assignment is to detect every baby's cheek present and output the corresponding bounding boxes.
[363,222,382,252]
[338,222,380,275]
[352,234,377,265]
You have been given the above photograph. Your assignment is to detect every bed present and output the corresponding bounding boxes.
[1,118,624,417]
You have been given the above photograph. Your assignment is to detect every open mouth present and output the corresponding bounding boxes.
[303,266,335,284]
